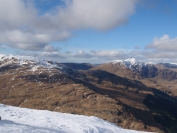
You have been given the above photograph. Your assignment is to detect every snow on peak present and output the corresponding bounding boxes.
[146,62,154,65]
[111,58,140,65]
[110,58,144,69]
[124,58,140,65]
[0,54,70,74]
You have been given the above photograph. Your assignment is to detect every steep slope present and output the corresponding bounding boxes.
[81,70,177,133]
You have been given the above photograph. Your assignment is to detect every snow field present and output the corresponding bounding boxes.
[0,104,153,133]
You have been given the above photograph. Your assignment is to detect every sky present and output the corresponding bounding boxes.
[0,0,177,64]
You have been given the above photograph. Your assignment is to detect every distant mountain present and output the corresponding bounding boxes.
[61,63,93,70]
[0,54,74,75]
[1,55,177,133]
[106,58,158,78]
[92,58,177,97]
[91,58,158,79]
[110,58,148,71]
[157,63,177,69]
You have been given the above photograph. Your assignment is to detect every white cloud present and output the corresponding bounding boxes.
[59,50,126,59]
[57,0,137,30]
[0,0,137,51]
[141,34,177,62]
[42,50,126,59]
[0,0,36,30]
[90,50,124,58]
[40,52,67,58]
[15,48,177,63]
[43,45,60,52]
[146,35,177,51]
[0,30,70,50]
[144,51,177,59]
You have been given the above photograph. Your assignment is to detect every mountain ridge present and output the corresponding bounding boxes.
[1,54,177,133]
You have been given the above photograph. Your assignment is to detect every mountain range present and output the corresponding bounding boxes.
[0,55,177,133]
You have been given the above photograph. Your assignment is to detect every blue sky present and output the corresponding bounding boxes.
[0,0,177,63]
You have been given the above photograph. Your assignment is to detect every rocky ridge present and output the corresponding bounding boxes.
[92,58,177,97]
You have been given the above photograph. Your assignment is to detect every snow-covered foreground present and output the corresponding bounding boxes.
[0,104,152,133]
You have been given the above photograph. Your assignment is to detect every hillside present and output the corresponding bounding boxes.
[0,55,177,133]
[92,58,177,97]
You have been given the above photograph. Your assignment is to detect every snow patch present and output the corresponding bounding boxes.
[110,58,144,70]
[109,58,155,70]
[0,54,70,74]
[0,104,153,133]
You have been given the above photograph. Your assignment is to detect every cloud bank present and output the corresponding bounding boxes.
[0,0,137,51]
[2,0,176,63]
[146,35,177,51]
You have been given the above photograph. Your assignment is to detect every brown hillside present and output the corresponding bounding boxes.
[1,58,177,133]
[92,62,177,97]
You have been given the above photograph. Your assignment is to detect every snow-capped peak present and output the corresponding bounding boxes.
[0,54,72,74]
[124,58,140,65]
[111,58,141,65]
[110,58,145,70]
